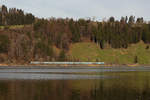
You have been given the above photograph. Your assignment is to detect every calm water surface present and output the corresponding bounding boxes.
[0,66,150,100]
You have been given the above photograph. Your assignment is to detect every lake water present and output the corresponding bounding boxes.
[0,66,150,100]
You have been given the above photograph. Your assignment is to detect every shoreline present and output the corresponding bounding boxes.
[0,63,149,67]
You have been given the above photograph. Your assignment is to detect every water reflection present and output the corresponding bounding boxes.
[0,72,150,100]
[0,73,107,80]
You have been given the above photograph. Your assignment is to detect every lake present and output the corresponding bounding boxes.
[0,66,150,100]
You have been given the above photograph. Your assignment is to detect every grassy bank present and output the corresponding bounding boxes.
[69,41,150,65]
[0,25,25,29]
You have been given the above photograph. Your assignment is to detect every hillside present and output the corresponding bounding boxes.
[0,5,150,65]
[69,42,150,65]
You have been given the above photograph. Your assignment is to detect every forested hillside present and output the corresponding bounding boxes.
[0,5,150,64]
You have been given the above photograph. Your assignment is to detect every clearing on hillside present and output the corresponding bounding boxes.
[69,42,150,64]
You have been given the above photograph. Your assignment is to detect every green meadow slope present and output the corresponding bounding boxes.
[69,42,150,65]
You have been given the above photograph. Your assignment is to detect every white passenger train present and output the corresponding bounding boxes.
[31,62,105,65]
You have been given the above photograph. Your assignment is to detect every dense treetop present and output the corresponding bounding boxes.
[0,5,35,25]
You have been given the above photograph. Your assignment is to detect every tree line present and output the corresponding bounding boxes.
[32,16,150,50]
[91,16,150,49]
[0,5,35,25]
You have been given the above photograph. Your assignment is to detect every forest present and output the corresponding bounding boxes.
[0,5,150,64]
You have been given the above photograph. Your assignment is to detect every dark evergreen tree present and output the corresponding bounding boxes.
[59,50,66,61]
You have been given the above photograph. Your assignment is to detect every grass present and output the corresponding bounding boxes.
[69,41,150,65]
[69,42,101,62]
[0,25,26,29]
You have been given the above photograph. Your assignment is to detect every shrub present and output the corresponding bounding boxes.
[0,35,10,53]
[35,41,53,57]
[59,50,66,61]
[146,45,149,49]
[134,56,138,64]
